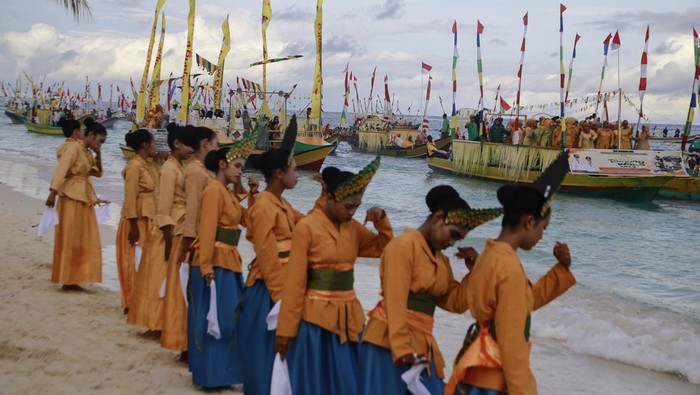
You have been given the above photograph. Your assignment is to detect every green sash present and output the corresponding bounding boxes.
[307,269,354,291]
[407,292,437,316]
[215,227,241,246]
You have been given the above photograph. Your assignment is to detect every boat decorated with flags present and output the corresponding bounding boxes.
[4,109,26,124]
[428,141,681,201]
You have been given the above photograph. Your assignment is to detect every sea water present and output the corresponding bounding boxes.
[1,113,698,391]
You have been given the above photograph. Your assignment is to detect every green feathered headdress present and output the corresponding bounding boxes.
[331,155,381,202]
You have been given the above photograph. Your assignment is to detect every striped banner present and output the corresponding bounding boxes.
[341,63,349,127]
[682,27,700,150]
[565,33,580,103]
[383,75,392,123]
[352,74,360,116]
[559,3,567,146]
[136,0,166,126]
[213,15,231,110]
[368,66,377,113]
[636,25,649,135]
[148,12,166,111]
[476,19,485,136]
[421,75,432,131]
[594,33,613,117]
[176,0,195,124]
[450,20,459,129]
[261,0,272,117]
[515,12,528,128]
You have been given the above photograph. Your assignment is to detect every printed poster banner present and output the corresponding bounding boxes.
[568,149,688,177]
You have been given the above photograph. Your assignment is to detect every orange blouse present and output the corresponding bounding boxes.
[363,228,470,379]
[276,209,393,343]
[121,155,158,220]
[50,138,102,205]
[155,156,186,234]
[183,159,213,238]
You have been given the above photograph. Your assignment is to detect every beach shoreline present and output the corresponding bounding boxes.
[0,178,697,394]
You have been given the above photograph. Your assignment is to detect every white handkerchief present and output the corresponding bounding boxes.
[206,279,221,339]
[270,353,292,395]
[37,207,59,237]
[267,300,282,331]
[179,263,189,306]
[401,362,430,395]
[159,278,167,298]
[95,203,111,224]
[134,245,143,272]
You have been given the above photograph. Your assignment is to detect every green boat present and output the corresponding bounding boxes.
[4,110,26,124]
[427,141,673,202]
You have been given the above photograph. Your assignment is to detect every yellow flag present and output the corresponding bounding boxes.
[213,15,230,110]
[309,0,324,128]
[178,0,196,123]
[260,0,272,117]
[135,0,166,128]
[148,12,166,111]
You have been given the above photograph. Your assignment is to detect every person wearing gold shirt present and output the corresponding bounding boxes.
[446,152,577,395]
[360,185,502,394]
[274,156,393,395]
[117,130,158,320]
[45,117,107,291]
[187,132,258,390]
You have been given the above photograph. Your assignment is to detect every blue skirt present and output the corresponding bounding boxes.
[234,280,275,395]
[359,342,444,395]
[454,382,507,395]
[286,320,360,395]
[187,266,243,389]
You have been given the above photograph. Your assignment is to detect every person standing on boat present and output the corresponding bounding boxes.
[441,113,450,139]
[489,118,509,144]
[578,122,598,149]
[427,135,449,159]
[446,152,577,395]
[187,132,258,390]
[634,125,651,150]
[619,120,633,150]
[360,185,502,395]
[274,156,393,395]
[45,118,108,291]
[466,115,480,141]
[235,119,327,394]
[116,130,159,314]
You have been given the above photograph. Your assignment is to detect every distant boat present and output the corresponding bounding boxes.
[4,110,26,124]
[97,116,118,129]
[649,134,699,143]
[350,133,452,158]
[427,141,675,202]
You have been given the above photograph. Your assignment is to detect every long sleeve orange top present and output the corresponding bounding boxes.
[244,190,326,301]
[463,239,576,395]
[276,209,393,343]
[183,159,213,238]
[362,228,470,379]
[50,138,102,205]
[155,156,186,234]
[120,155,158,220]
[192,179,243,277]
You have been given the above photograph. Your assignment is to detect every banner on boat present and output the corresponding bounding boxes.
[568,149,688,177]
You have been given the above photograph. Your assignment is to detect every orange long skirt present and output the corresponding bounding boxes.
[127,225,168,330]
[116,217,153,309]
[52,197,102,285]
[160,235,188,351]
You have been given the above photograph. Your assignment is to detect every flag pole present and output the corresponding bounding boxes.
[617,41,622,149]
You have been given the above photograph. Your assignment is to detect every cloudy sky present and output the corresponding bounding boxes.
[1,0,698,124]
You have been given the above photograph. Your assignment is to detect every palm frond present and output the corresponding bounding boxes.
[54,0,92,21]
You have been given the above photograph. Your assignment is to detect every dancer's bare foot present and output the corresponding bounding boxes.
[178,351,188,363]
[61,285,85,292]
[123,307,129,315]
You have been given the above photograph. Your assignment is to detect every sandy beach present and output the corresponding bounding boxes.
[0,178,698,394]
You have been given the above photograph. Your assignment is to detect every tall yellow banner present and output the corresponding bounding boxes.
[135,0,166,127]
[309,0,323,129]
[148,12,166,111]
[177,0,196,123]
[213,15,230,110]
[260,0,272,117]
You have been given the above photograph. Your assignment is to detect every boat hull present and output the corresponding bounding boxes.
[658,176,700,201]
[98,117,118,129]
[4,110,26,124]
[351,136,452,158]
[25,122,63,135]
[427,157,671,202]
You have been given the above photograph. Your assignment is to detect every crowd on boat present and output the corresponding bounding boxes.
[43,112,579,394]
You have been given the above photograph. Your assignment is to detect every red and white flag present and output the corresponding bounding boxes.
[421,62,432,74]
[611,30,621,51]
[500,96,511,112]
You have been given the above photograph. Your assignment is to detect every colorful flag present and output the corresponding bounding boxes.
[177,0,195,123]
[368,65,377,113]
[594,33,613,116]
[212,15,230,110]
[450,20,458,128]
[515,12,528,128]
[261,0,272,117]
[500,96,511,112]
[249,55,302,67]
[149,12,166,110]
[565,33,581,103]
[136,0,166,127]
[682,27,699,150]
[340,62,349,127]
[559,3,567,146]
[611,30,621,51]
[637,25,649,135]
[421,75,432,132]
[476,19,485,134]
[421,62,432,74]
[309,0,323,127]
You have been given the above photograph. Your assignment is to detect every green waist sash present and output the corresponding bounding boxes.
[216,227,242,247]
[307,268,354,291]
[407,292,437,316]
[278,250,290,258]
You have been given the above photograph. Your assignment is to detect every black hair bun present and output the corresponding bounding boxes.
[83,117,96,128]
[166,122,178,133]
[496,184,519,207]
[124,132,135,146]
[248,152,263,170]
[322,167,341,184]
[426,185,460,212]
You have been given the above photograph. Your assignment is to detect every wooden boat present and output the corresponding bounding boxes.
[25,110,91,135]
[4,110,26,124]
[649,134,699,143]
[325,134,340,155]
[427,141,674,202]
[350,129,452,158]
[659,176,700,201]
[97,116,118,129]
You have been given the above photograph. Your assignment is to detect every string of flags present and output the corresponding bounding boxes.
[195,54,218,75]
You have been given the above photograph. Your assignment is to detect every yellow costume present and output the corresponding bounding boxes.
[446,240,576,394]
[183,159,212,239]
[116,155,157,310]
[578,130,598,149]
[620,127,633,150]
[363,228,470,379]
[158,156,188,350]
[50,138,103,285]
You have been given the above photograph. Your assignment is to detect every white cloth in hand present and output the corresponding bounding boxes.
[179,263,189,306]
[267,300,282,331]
[95,203,111,224]
[206,279,221,339]
[37,207,59,237]
[270,353,292,395]
[134,245,143,272]
[401,361,430,395]
[158,278,166,298]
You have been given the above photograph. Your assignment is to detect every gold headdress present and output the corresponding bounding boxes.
[331,155,381,202]
[445,207,503,231]
[225,129,259,163]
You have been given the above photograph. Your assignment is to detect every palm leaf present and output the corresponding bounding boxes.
[54,0,92,21]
